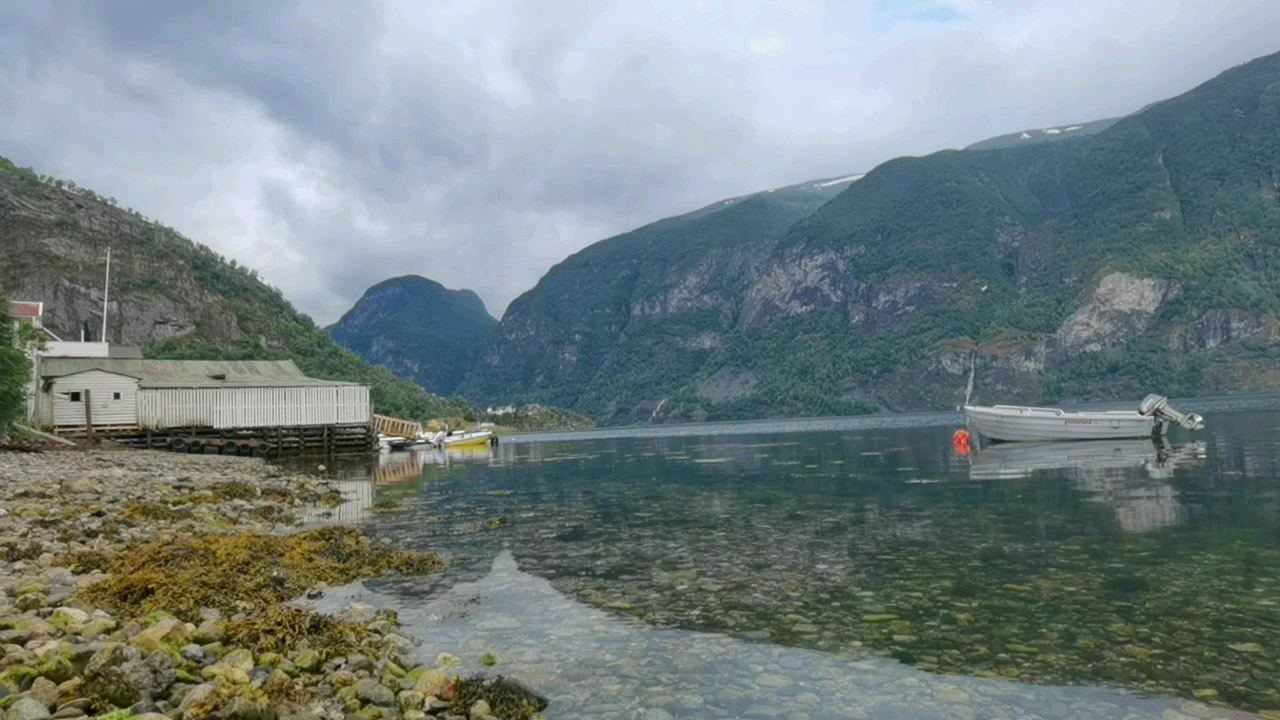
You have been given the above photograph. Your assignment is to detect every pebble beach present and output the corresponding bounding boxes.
[0,447,545,720]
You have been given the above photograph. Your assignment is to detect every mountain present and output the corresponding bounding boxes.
[964,117,1120,151]
[466,51,1280,423]
[328,275,497,395]
[0,157,472,422]
[459,175,863,423]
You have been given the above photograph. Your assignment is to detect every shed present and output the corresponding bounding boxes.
[37,359,370,431]
[41,369,140,428]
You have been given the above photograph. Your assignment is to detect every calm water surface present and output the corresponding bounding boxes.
[300,400,1280,719]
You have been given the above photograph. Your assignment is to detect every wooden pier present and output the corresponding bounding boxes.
[373,414,422,439]
[55,423,377,457]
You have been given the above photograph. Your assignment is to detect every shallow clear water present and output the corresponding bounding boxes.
[299,399,1280,719]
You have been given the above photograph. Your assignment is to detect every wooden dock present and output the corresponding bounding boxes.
[374,414,422,439]
[55,423,377,457]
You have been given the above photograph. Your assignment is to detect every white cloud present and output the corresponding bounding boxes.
[1,1,1277,323]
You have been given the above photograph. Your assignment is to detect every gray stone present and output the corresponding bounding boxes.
[221,696,266,720]
[355,678,396,707]
[180,643,205,662]
[85,649,175,706]
[397,691,425,713]
[179,684,217,711]
[345,654,375,673]
[292,648,321,671]
[0,628,33,645]
[192,619,225,644]
[755,674,792,689]
[52,701,91,714]
[6,698,51,720]
[49,608,89,627]
[83,642,137,677]
[29,677,59,709]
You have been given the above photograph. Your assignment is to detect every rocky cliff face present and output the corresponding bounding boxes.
[1053,273,1180,357]
[461,179,857,422]
[0,158,471,421]
[466,52,1280,423]
[328,275,497,395]
[0,175,246,347]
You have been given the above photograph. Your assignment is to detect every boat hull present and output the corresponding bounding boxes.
[964,405,1157,442]
[442,433,495,448]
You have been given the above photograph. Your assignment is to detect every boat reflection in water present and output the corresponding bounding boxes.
[375,444,500,483]
[969,439,1206,533]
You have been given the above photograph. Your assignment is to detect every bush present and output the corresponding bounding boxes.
[0,290,31,436]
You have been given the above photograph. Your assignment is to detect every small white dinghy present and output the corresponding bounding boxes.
[964,394,1203,442]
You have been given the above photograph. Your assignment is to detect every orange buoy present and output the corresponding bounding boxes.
[952,428,971,455]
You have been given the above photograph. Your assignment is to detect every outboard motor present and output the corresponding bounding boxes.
[1139,394,1205,430]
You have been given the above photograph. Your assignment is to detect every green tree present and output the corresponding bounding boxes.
[0,291,32,437]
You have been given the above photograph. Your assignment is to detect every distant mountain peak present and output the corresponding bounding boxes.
[330,274,497,395]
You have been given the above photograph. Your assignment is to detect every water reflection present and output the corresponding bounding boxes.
[316,551,1253,720]
[288,403,1280,715]
[969,440,1208,533]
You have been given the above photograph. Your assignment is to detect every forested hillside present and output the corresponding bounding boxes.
[0,157,471,421]
[460,177,860,423]
[467,51,1280,423]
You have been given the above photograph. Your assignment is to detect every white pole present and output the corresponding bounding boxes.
[101,246,111,342]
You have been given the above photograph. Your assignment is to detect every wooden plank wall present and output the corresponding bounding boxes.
[138,385,370,430]
[49,371,139,426]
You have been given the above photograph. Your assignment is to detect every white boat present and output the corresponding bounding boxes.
[379,428,498,451]
[439,429,497,448]
[964,394,1203,443]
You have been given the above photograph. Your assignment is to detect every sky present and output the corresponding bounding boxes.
[2,1,1279,323]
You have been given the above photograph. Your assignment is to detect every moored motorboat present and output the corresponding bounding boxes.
[440,429,497,448]
[379,427,498,451]
[964,394,1203,442]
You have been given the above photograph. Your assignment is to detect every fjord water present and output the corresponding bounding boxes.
[310,400,1280,719]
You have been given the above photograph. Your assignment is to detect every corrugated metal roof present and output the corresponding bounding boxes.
[38,358,363,389]
[7,301,42,319]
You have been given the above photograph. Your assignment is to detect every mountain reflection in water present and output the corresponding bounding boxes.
[288,400,1280,717]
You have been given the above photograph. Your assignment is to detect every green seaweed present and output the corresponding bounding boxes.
[452,676,547,720]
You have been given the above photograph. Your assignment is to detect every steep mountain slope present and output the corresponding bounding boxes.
[737,50,1280,412]
[328,275,497,395]
[0,158,471,421]
[469,51,1280,422]
[965,117,1120,150]
[460,176,860,423]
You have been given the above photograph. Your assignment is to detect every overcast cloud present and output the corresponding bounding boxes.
[2,1,1278,322]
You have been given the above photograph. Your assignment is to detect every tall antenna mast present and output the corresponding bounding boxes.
[101,245,111,343]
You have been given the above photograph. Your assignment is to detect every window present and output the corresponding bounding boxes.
[69,392,81,402]
[113,392,121,400]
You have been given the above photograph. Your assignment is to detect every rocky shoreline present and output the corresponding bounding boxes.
[0,448,546,720]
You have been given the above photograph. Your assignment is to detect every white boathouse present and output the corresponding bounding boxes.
[35,358,370,432]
